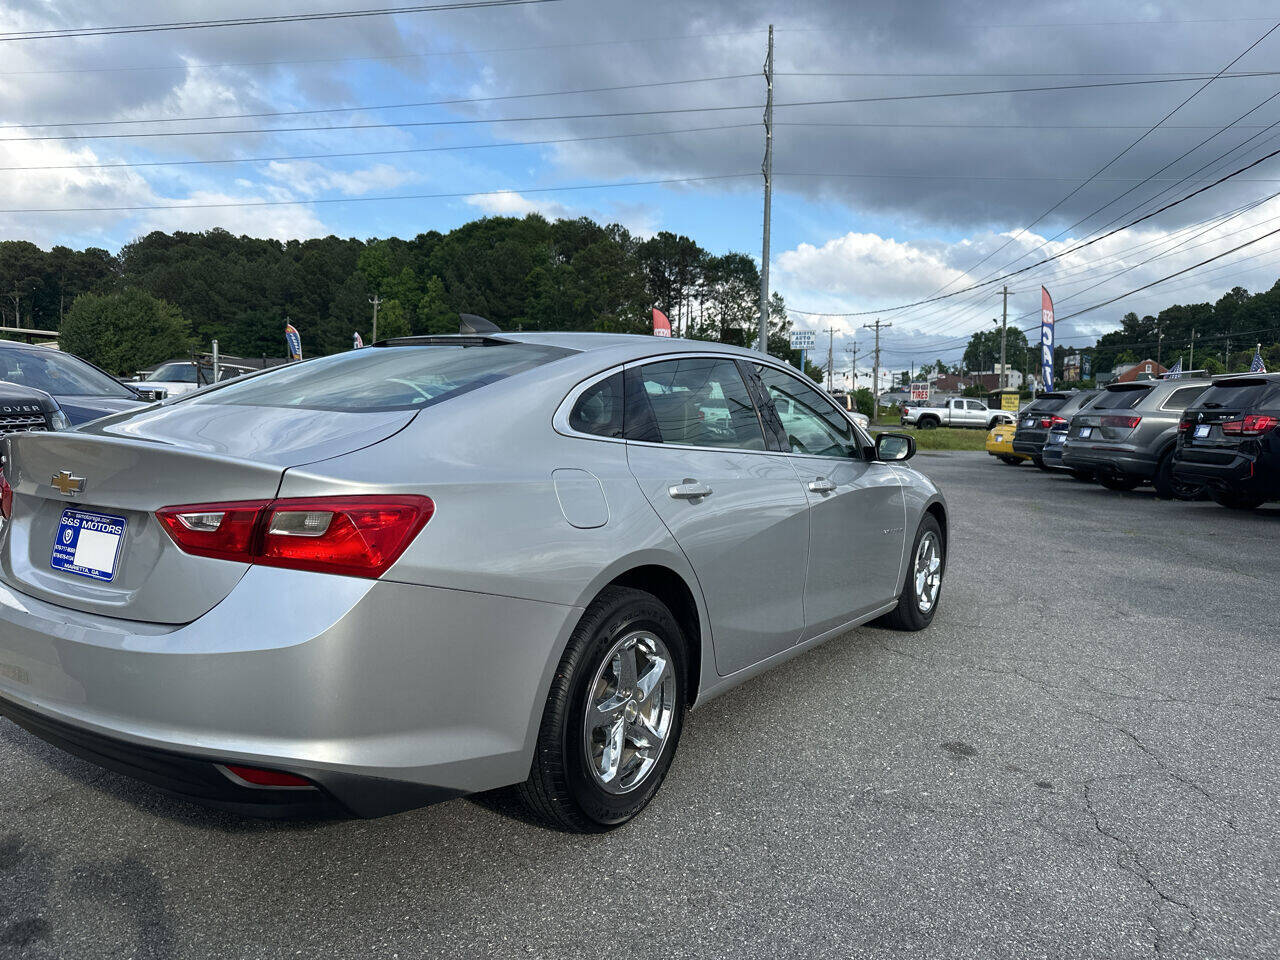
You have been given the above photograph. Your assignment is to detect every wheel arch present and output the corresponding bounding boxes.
[923,497,948,561]
[569,554,710,708]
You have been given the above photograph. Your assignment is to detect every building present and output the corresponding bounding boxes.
[1109,359,1167,383]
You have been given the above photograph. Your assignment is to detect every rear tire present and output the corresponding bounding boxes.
[1033,455,1049,471]
[1099,474,1141,492]
[874,514,944,632]
[917,416,939,430]
[1153,450,1202,501]
[997,455,1023,466]
[517,586,687,832]
[1210,488,1266,511]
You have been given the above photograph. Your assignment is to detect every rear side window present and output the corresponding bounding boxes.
[191,342,571,413]
[569,372,624,438]
[1161,385,1209,411]
[631,357,765,450]
[1092,387,1150,411]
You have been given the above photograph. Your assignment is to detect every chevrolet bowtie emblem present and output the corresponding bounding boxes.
[50,471,85,496]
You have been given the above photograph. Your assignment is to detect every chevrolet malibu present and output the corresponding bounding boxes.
[0,330,947,831]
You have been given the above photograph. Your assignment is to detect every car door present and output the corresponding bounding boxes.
[751,363,908,636]
[967,400,987,426]
[624,356,811,676]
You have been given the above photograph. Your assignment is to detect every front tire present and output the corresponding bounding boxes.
[875,514,944,631]
[517,586,686,832]
[997,455,1023,465]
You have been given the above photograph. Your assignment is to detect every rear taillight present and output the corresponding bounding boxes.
[0,469,11,520]
[1101,415,1141,429]
[1222,414,1279,436]
[1179,418,1194,433]
[221,765,314,789]
[156,495,433,578]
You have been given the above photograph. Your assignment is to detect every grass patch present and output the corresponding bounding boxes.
[870,425,988,451]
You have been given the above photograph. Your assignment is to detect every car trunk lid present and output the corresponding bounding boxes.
[0,406,416,623]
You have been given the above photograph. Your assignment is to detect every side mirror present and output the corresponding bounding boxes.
[876,432,916,462]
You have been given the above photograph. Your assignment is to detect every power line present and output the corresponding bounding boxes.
[0,28,769,77]
[10,73,1280,145]
[0,172,757,215]
[0,122,759,173]
[0,73,758,131]
[0,0,562,42]
[786,144,1280,317]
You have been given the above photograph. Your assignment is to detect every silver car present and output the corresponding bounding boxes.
[0,331,947,830]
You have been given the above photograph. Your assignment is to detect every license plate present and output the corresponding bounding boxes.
[1022,418,1034,428]
[1049,433,1065,445]
[1079,427,1093,438]
[994,434,1004,442]
[51,508,126,582]
[1195,424,1211,438]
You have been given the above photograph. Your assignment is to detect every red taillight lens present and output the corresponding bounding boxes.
[258,497,433,578]
[1101,415,1142,429]
[156,500,268,562]
[1222,414,1279,436]
[0,469,11,520]
[222,764,314,788]
[1179,418,1194,432]
[156,495,433,578]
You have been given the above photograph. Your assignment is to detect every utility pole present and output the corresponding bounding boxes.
[825,325,836,391]
[844,342,858,392]
[1189,328,1198,371]
[999,285,1009,390]
[369,294,382,343]
[757,24,774,355]
[863,318,891,422]
[1156,323,1164,366]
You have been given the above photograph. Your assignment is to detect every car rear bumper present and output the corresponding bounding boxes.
[1061,444,1157,479]
[1173,447,1278,495]
[0,566,580,817]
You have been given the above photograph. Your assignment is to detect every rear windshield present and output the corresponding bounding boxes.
[1025,396,1069,413]
[1091,386,1151,411]
[1191,379,1278,411]
[188,342,571,413]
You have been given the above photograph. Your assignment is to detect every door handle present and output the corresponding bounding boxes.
[668,479,713,500]
[808,477,836,494]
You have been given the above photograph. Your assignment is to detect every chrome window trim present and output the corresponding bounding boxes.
[553,349,876,458]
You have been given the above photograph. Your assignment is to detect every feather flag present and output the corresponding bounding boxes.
[284,322,302,361]
[652,307,672,338]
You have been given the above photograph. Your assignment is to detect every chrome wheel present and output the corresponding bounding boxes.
[583,630,676,795]
[914,531,943,613]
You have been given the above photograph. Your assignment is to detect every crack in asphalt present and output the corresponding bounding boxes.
[1083,779,1201,957]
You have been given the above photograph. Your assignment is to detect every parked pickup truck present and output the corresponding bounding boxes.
[900,398,1016,430]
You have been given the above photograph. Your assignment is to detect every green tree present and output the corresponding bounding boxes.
[375,299,412,340]
[60,289,194,375]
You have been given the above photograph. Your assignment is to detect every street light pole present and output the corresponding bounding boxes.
[757,25,774,355]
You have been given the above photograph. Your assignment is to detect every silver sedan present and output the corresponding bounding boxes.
[0,329,947,830]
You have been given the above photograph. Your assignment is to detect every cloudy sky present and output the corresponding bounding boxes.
[4,0,1280,375]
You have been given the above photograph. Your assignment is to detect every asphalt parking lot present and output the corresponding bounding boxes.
[2,451,1277,960]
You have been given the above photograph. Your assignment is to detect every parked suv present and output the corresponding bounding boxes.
[1012,390,1099,470]
[1173,372,1280,510]
[1062,378,1211,498]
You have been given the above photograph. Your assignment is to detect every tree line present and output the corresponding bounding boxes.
[0,217,813,377]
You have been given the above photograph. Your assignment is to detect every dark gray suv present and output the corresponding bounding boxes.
[1061,378,1212,498]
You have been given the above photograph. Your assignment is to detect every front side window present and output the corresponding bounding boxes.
[631,357,765,450]
[754,363,858,458]
[966,400,984,411]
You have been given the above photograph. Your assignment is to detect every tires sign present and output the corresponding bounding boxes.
[910,381,929,402]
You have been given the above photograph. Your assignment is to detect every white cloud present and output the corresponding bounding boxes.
[464,189,574,219]
[778,232,966,303]
[263,161,418,198]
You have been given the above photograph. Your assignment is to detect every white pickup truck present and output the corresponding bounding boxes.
[900,397,1015,430]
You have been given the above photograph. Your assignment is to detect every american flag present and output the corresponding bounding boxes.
[1251,345,1267,373]
[1166,358,1182,379]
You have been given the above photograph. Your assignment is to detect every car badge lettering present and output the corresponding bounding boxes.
[50,471,86,496]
